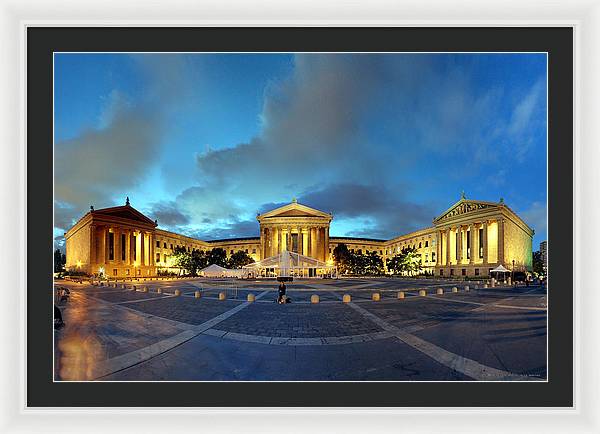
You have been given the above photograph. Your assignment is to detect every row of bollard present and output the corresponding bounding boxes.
[109,281,475,305]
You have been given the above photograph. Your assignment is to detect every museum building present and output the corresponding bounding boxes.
[64,195,534,278]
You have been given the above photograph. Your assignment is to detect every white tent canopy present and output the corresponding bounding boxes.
[242,250,337,279]
[199,264,242,278]
[490,264,510,273]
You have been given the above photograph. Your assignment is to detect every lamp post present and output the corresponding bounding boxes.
[512,259,515,286]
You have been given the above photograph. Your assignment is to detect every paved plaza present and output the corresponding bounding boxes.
[53,277,547,381]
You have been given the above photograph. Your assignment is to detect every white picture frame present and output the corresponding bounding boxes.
[1,0,598,432]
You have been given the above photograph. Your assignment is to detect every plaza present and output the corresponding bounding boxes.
[54,277,547,381]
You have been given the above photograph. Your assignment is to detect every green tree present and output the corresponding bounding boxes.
[365,250,384,275]
[333,243,352,275]
[228,250,255,269]
[172,246,195,275]
[206,248,228,267]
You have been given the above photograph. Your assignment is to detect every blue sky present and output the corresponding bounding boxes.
[54,53,547,250]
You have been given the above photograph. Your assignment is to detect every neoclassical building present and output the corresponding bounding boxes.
[64,195,534,278]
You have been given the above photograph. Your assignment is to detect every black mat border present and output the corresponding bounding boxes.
[27,27,573,407]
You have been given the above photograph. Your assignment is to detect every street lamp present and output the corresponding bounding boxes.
[512,259,515,286]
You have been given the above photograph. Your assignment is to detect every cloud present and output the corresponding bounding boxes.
[296,183,436,239]
[54,55,193,230]
[147,201,190,227]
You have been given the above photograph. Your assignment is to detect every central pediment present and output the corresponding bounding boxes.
[433,198,500,224]
[257,201,333,221]
[93,205,157,226]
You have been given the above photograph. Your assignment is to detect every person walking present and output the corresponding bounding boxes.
[277,282,287,304]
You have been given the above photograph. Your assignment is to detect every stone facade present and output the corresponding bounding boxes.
[65,195,535,277]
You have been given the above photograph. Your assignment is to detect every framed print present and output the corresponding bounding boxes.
[2,0,599,432]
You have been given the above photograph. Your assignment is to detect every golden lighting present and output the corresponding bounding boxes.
[76,260,82,268]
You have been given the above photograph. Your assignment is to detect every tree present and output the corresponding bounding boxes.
[365,250,384,275]
[333,243,353,274]
[386,246,422,276]
[206,248,228,268]
[54,249,65,273]
[228,250,255,269]
[172,246,194,275]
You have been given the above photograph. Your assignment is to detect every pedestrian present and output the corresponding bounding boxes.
[277,282,286,304]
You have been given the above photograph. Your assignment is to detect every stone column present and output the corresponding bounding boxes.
[149,232,155,267]
[468,223,474,264]
[310,227,316,258]
[281,228,287,252]
[130,231,135,264]
[316,226,321,261]
[497,218,505,265]
[325,226,329,261]
[436,231,441,265]
[456,226,462,265]
[302,229,309,256]
[140,231,145,266]
[482,221,488,265]
[89,224,97,267]
[446,227,451,266]
[104,227,110,263]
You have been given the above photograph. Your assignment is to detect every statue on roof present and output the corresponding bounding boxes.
[125,196,130,206]
[292,197,298,203]
[90,205,94,211]
[461,190,466,200]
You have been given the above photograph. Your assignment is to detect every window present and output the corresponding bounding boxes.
[425,254,429,262]
[108,232,114,260]
[252,248,256,254]
[113,268,117,276]
[462,268,466,276]
[230,250,234,255]
[164,242,167,248]
[163,254,167,263]
[475,268,480,276]
[432,252,436,262]
[425,241,429,247]
[121,234,126,261]
[156,240,160,247]
[170,244,173,250]
[126,269,130,275]
[440,269,444,276]
[328,248,332,253]
[450,269,455,276]
[156,253,160,262]
[245,249,249,253]
[137,269,141,276]
[358,249,362,254]
[419,242,422,248]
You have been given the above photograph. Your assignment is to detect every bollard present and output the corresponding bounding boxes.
[195,290,201,299]
[507,277,512,285]
[397,291,405,299]
[484,283,488,288]
[342,294,351,303]
[311,294,320,304]
[437,288,444,295]
[174,289,181,296]
[372,293,381,301]
[218,292,226,301]
[452,287,458,293]
[419,289,427,296]
[247,293,255,302]
[491,279,496,288]
[157,288,162,294]
[464,285,470,292]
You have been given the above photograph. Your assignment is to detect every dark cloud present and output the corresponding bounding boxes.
[297,183,436,239]
[147,201,190,227]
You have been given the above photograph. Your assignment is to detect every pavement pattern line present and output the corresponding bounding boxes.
[200,329,394,346]
[425,294,547,311]
[345,300,538,381]
[112,295,178,305]
[90,290,271,379]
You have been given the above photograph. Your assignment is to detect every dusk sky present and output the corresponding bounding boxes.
[54,53,547,250]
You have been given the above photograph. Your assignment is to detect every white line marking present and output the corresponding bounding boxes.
[345,301,539,381]
[91,290,270,379]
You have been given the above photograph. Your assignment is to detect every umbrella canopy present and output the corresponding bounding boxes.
[490,264,510,273]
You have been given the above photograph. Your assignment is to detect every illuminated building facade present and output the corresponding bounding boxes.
[64,195,534,277]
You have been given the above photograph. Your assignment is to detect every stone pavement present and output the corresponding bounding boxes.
[53,277,547,381]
